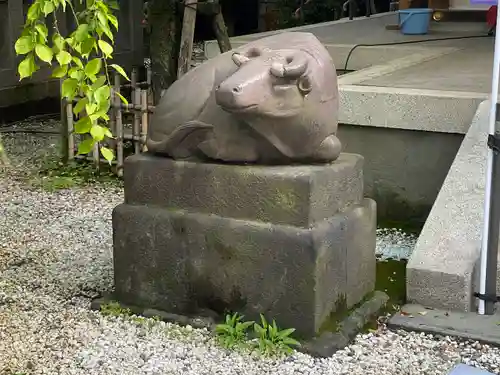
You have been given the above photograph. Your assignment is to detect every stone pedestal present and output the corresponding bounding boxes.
[112,153,376,338]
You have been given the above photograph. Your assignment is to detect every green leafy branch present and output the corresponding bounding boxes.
[14,0,130,163]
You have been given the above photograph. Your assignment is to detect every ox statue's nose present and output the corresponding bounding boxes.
[215,82,243,109]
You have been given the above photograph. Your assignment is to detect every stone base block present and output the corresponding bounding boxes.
[112,198,376,338]
[122,153,364,228]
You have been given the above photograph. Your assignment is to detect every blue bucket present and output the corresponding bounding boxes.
[399,8,432,35]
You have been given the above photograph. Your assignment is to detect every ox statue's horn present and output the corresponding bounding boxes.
[232,52,250,66]
[271,51,309,78]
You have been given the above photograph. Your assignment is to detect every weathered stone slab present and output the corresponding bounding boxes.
[389,303,500,348]
[112,198,376,338]
[448,364,495,375]
[123,153,364,228]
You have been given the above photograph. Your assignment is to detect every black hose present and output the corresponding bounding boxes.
[344,34,492,72]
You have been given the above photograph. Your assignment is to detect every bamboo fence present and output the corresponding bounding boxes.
[61,66,155,177]
[60,0,230,177]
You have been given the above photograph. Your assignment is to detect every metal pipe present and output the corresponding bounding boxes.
[478,2,500,315]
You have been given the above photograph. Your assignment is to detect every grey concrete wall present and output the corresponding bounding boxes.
[337,124,464,228]
[406,100,491,312]
[0,80,60,109]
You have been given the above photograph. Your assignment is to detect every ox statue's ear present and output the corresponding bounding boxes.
[245,46,270,57]
[297,75,313,95]
[232,53,250,67]
[246,47,261,57]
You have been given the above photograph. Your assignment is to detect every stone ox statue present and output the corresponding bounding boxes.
[146,32,341,164]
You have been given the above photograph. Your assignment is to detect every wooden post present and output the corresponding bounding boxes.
[92,141,100,172]
[133,87,141,154]
[212,0,231,53]
[141,90,149,152]
[177,0,198,78]
[90,85,100,171]
[109,84,116,149]
[60,95,68,163]
[66,101,75,161]
[131,67,137,90]
[60,79,74,163]
[114,74,124,177]
[131,65,139,155]
[146,66,153,106]
[0,134,10,168]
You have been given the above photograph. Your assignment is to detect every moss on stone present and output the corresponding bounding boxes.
[205,231,236,261]
[100,301,132,317]
[317,257,408,336]
[377,219,423,234]
[251,187,300,223]
[318,293,348,334]
[273,188,298,213]
[375,258,407,306]
[370,187,431,232]
[235,167,254,181]
[318,291,379,335]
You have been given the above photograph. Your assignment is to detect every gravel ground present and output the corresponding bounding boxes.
[1,123,500,375]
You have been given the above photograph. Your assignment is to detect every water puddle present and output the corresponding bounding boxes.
[376,228,418,261]
[375,228,419,305]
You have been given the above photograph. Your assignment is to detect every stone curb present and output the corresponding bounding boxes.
[388,303,500,347]
[301,291,389,357]
[91,291,389,358]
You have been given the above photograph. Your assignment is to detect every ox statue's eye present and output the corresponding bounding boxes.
[298,75,312,95]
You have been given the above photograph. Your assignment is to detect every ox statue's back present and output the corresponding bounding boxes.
[146,32,341,165]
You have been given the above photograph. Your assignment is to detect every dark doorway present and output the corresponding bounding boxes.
[222,0,260,36]
[193,0,260,41]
